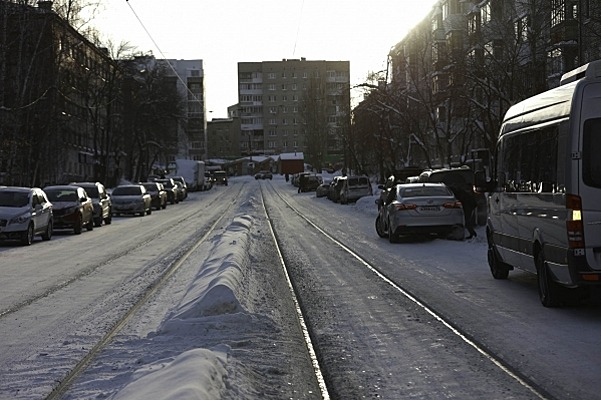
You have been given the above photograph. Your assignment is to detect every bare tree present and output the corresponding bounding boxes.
[300,74,329,172]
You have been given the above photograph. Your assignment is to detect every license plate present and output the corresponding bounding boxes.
[420,206,439,212]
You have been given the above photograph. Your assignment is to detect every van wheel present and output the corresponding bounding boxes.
[487,245,509,279]
[536,251,563,307]
[375,215,387,238]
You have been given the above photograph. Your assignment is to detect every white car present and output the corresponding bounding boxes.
[111,184,152,217]
[376,183,464,242]
[0,186,53,245]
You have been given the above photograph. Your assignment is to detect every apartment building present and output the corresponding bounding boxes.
[237,58,350,170]
[163,59,207,161]
[384,0,601,167]
[0,0,123,186]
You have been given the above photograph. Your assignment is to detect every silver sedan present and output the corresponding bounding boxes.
[111,184,152,217]
[376,183,465,242]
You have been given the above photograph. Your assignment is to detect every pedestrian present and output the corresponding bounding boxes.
[450,185,478,239]
[285,173,289,182]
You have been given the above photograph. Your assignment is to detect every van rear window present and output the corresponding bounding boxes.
[583,118,601,188]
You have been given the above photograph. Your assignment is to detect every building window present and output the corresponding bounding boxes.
[515,16,529,43]
[481,2,491,24]
[551,0,565,27]
[268,72,276,79]
[269,84,276,91]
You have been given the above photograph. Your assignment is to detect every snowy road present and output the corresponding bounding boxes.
[1,176,600,399]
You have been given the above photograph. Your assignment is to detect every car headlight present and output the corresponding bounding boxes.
[10,211,31,224]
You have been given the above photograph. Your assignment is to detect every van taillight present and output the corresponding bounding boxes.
[566,194,585,249]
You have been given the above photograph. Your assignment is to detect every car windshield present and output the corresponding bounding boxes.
[157,180,174,188]
[112,186,142,196]
[348,177,369,187]
[0,191,29,207]
[45,189,78,202]
[400,186,451,198]
[143,185,157,192]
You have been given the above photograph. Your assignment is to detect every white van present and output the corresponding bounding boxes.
[481,60,601,307]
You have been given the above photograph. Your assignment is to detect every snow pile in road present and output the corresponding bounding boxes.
[111,215,255,399]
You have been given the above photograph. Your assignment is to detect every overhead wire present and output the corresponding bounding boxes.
[292,0,305,57]
[124,1,203,105]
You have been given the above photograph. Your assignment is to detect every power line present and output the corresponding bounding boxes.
[125,1,202,104]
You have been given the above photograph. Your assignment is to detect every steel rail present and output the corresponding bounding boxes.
[265,180,550,400]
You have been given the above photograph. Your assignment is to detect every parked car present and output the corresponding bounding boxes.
[203,172,214,190]
[339,175,372,204]
[375,183,464,243]
[212,170,228,186]
[111,184,152,216]
[171,176,188,199]
[153,178,179,204]
[315,180,330,198]
[71,181,112,227]
[173,181,186,202]
[327,176,346,202]
[43,185,94,234]
[298,174,321,193]
[141,182,167,210]
[418,166,485,226]
[0,186,53,245]
[255,170,273,180]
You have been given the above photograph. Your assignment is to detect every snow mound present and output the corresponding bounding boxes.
[112,346,228,400]
[168,215,253,321]
[107,215,255,399]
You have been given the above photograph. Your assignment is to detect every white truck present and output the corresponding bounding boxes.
[168,159,205,191]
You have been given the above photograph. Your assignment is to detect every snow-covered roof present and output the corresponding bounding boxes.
[278,152,304,160]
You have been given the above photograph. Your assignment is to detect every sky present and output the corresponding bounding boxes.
[90,0,439,118]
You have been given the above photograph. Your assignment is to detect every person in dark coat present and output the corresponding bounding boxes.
[450,185,478,239]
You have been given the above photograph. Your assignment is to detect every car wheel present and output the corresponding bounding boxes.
[41,220,52,241]
[21,223,34,246]
[487,243,509,279]
[86,217,94,231]
[375,214,387,238]
[388,218,398,243]
[536,251,563,307]
[74,214,83,234]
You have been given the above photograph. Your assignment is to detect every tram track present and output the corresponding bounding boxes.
[0,185,244,399]
[0,188,240,320]
[46,206,232,400]
[261,180,549,400]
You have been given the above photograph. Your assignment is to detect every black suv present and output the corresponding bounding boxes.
[71,181,112,227]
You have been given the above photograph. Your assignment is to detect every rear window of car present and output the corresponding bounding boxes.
[400,186,451,198]
[348,177,369,187]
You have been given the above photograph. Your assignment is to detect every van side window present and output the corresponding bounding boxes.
[498,124,563,193]
[583,118,601,188]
